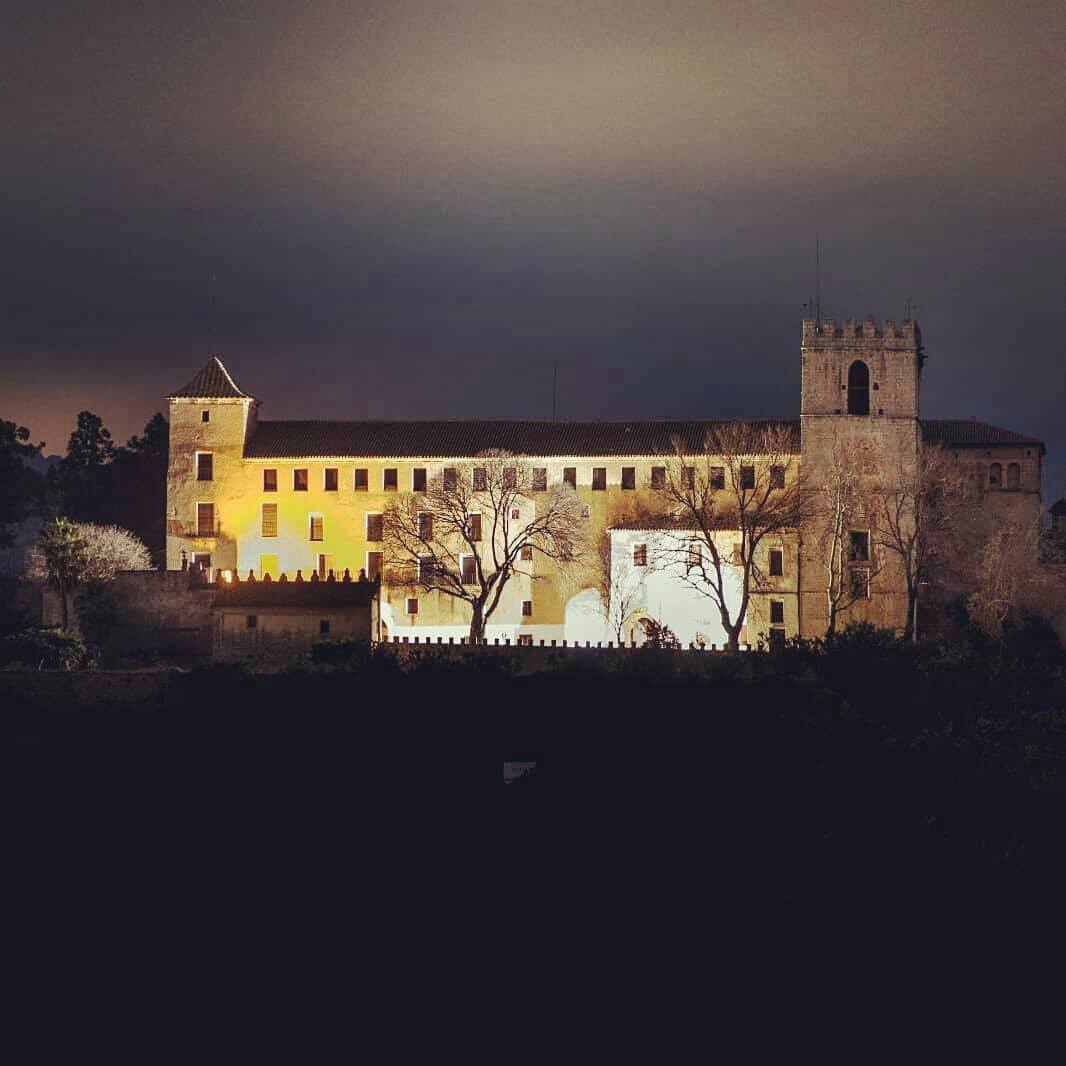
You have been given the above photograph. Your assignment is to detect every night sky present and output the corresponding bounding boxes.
[3,1,1063,498]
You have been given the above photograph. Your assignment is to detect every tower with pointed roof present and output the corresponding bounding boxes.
[166,356,258,571]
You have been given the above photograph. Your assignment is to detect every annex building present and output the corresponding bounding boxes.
[165,318,1044,646]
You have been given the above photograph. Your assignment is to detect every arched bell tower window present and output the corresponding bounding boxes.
[847,361,870,415]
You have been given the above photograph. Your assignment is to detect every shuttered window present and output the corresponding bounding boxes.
[467,513,482,541]
[196,453,213,481]
[366,552,382,581]
[592,467,607,490]
[621,467,635,490]
[413,468,427,492]
[461,555,477,584]
[532,468,547,492]
[196,503,214,536]
[294,469,308,491]
[263,469,277,492]
[650,467,665,490]
[418,512,433,540]
[769,549,783,576]
[710,467,725,490]
[366,514,383,541]
[261,504,278,537]
[472,468,487,492]
[324,468,338,491]
[563,467,577,489]
[354,468,368,491]
[310,515,324,541]
[383,468,398,491]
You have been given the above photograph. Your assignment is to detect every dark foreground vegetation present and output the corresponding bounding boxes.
[11,622,1066,912]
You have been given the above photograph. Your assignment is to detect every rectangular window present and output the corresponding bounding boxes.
[472,467,487,492]
[769,548,783,577]
[294,468,308,492]
[261,504,278,538]
[192,552,211,571]
[413,468,427,492]
[418,512,433,541]
[633,543,647,567]
[418,555,436,588]
[259,554,278,580]
[196,502,215,537]
[592,467,607,491]
[710,466,725,490]
[741,466,755,490]
[686,542,702,573]
[444,467,458,492]
[383,468,398,491]
[532,468,547,492]
[621,467,635,490]
[406,598,419,615]
[354,468,368,491]
[520,544,533,562]
[317,553,334,579]
[849,531,870,562]
[682,466,695,490]
[518,634,534,647]
[770,600,785,625]
[263,468,277,492]
[522,600,533,617]
[650,466,666,490]
[770,465,785,490]
[461,555,477,585]
[324,468,338,491]
[246,614,257,629]
[196,452,213,481]
[850,568,871,600]
[467,513,482,541]
[366,551,382,581]
[510,508,520,520]
[503,467,517,489]
[310,514,324,541]
[201,410,210,423]
[319,619,331,635]
[563,467,577,489]
[366,514,383,542]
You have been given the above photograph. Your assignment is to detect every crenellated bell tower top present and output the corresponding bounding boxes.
[801,317,923,420]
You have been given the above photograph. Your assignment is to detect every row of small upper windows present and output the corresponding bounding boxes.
[987,463,1022,490]
[630,543,788,576]
[256,507,511,547]
[193,457,786,492]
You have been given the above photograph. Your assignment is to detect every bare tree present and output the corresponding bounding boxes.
[964,516,1047,637]
[873,444,973,642]
[382,452,586,642]
[653,421,814,652]
[813,439,886,640]
[593,530,648,644]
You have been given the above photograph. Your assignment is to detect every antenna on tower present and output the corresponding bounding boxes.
[815,235,822,326]
[904,296,918,321]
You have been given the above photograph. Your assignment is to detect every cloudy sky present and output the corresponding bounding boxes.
[3,0,1063,494]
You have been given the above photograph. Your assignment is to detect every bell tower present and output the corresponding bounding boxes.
[798,318,924,635]
[165,356,257,572]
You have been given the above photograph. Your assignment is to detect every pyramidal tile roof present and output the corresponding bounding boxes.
[169,356,252,399]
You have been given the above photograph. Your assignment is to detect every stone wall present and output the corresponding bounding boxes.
[44,570,216,656]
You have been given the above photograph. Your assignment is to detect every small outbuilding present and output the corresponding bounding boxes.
[212,573,380,662]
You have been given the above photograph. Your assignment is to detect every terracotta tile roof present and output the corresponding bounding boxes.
[169,356,252,399]
[243,418,800,459]
[214,577,379,608]
[921,419,1045,452]
[609,516,700,531]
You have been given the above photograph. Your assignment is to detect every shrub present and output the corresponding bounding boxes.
[0,626,90,670]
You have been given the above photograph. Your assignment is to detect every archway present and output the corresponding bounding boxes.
[847,360,870,415]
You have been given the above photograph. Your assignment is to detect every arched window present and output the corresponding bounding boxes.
[847,361,870,415]
[989,463,1002,489]
[1007,463,1020,490]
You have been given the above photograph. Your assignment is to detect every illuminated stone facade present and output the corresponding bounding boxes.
[165,320,1045,643]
